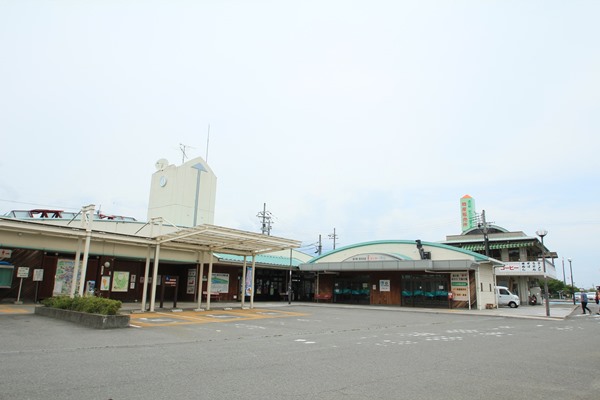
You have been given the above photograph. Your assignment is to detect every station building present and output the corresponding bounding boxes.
[0,161,556,312]
[299,240,502,310]
[442,195,557,305]
[0,209,305,311]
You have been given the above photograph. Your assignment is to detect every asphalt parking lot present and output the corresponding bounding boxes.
[128,308,307,328]
[1,302,599,400]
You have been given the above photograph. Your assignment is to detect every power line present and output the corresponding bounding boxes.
[328,228,338,250]
[257,203,274,235]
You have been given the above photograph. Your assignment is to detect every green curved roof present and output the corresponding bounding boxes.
[214,253,303,268]
[307,239,491,263]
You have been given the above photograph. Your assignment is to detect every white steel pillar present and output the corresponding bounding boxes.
[78,205,95,297]
[250,254,256,309]
[206,250,214,311]
[195,252,205,311]
[70,238,83,298]
[241,256,248,309]
[149,244,161,312]
[140,245,152,312]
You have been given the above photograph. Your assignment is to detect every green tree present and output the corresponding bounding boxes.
[535,278,571,299]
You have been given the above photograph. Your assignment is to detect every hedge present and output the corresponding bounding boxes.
[42,296,122,315]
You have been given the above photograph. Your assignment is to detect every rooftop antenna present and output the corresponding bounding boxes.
[179,143,195,164]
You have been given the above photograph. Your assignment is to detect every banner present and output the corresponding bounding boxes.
[245,267,252,296]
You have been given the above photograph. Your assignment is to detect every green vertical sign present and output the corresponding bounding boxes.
[460,195,476,232]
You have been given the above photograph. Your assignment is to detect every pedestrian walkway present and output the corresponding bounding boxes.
[118,300,579,321]
[0,299,581,321]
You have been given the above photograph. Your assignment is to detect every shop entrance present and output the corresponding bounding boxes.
[401,274,449,308]
[333,275,370,304]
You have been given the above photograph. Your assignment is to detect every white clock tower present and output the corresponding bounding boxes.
[147,157,217,227]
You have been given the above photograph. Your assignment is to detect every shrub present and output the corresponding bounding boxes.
[42,296,122,315]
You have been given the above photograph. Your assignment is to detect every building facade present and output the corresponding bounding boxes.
[299,240,503,310]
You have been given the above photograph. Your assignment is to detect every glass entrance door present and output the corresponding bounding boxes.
[401,274,449,308]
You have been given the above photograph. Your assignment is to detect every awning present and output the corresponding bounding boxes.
[156,224,302,255]
[214,252,303,268]
[461,241,536,251]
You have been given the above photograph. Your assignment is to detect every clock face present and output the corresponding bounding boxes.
[159,176,167,187]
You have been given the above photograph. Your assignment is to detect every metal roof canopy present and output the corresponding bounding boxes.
[0,218,301,257]
[156,224,302,255]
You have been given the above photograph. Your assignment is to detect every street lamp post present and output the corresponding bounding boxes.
[568,258,575,305]
[536,229,550,317]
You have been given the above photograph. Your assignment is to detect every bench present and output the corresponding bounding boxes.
[314,293,332,302]
[202,291,220,301]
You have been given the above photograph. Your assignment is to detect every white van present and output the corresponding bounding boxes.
[496,286,520,308]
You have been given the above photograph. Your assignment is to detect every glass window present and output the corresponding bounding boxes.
[0,265,14,288]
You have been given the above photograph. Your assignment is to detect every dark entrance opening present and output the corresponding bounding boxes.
[401,274,449,308]
[333,275,370,304]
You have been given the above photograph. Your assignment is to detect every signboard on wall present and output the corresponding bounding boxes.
[212,273,229,293]
[451,272,469,301]
[53,259,77,295]
[0,249,12,258]
[379,279,391,292]
[496,262,545,276]
[187,268,196,294]
[345,254,399,262]
[112,271,130,292]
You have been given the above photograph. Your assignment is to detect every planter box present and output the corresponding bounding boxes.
[35,306,130,329]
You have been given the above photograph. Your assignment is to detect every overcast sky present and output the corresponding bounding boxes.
[1,1,599,289]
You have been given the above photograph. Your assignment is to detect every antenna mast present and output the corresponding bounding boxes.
[257,203,274,235]
[179,143,193,164]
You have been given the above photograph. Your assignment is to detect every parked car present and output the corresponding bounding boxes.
[496,286,520,308]
[574,292,597,303]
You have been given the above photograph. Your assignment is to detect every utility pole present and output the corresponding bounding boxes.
[257,203,273,235]
[477,210,491,257]
[328,228,338,250]
[315,234,323,255]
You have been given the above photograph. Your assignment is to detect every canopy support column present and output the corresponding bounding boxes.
[241,255,248,309]
[206,250,214,311]
[195,252,205,311]
[140,245,152,312]
[78,205,95,297]
[149,244,161,312]
[250,254,256,309]
[70,238,82,298]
